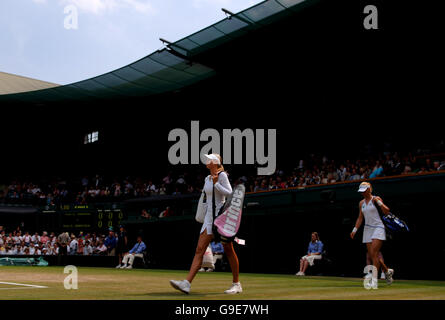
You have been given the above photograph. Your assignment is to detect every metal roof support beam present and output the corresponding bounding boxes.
[160,38,191,56]
[221,8,253,25]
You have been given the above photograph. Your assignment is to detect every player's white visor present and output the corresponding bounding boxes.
[203,154,221,165]
[357,182,371,192]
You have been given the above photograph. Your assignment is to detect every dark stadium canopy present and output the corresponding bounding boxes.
[0,0,317,104]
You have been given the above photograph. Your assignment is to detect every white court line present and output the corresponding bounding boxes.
[0,281,48,289]
[0,287,45,290]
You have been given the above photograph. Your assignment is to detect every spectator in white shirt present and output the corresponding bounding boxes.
[83,241,93,255]
[31,232,40,244]
[7,246,17,255]
[13,234,21,245]
[33,244,41,255]
[49,244,59,255]
[159,184,167,195]
[146,181,158,194]
[348,168,361,181]
[50,232,57,245]
[94,241,107,255]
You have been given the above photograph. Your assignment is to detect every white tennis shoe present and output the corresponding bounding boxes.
[385,269,394,285]
[170,280,191,294]
[224,282,243,294]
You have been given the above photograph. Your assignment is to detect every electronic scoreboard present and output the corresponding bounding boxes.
[61,204,126,231]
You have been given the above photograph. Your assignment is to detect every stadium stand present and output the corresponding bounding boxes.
[1,145,444,206]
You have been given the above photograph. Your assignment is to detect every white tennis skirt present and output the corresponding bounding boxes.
[363,225,386,243]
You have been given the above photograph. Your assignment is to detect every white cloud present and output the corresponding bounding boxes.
[60,0,117,14]
[59,0,155,15]
[32,0,48,4]
[192,0,258,10]
[123,0,153,13]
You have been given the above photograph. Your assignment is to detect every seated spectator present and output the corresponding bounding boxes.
[146,181,158,194]
[159,206,173,218]
[83,240,93,255]
[158,184,167,195]
[77,237,84,255]
[31,232,40,244]
[296,232,324,276]
[141,209,152,219]
[23,232,32,247]
[52,243,60,255]
[434,160,445,171]
[40,231,49,244]
[369,161,384,178]
[348,168,361,181]
[118,236,147,269]
[7,245,17,255]
[402,164,412,175]
[417,166,428,174]
[425,158,434,172]
[19,243,26,254]
[94,240,107,255]
[31,244,41,255]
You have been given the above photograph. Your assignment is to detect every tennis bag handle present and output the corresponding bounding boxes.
[211,172,224,241]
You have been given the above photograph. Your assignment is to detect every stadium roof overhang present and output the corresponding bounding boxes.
[0,0,318,105]
[0,71,60,94]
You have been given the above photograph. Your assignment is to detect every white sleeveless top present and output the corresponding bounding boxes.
[200,171,232,234]
[361,196,385,229]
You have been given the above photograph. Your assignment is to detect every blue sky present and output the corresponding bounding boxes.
[0,0,261,85]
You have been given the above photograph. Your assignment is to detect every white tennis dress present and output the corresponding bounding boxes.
[200,171,232,235]
[361,196,386,243]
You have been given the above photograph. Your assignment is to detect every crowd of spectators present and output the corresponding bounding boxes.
[0,173,197,206]
[0,225,121,257]
[245,151,445,192]
[1,149,444,206]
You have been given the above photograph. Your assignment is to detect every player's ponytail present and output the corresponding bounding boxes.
[214,153,225,173]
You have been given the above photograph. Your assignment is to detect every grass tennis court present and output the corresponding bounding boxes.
[1,266,445,300]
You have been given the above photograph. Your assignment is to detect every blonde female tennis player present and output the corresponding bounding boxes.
[351,182,394,288]
[170,153,242,294]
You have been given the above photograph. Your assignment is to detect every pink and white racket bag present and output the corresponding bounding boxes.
[214,184,245,243]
